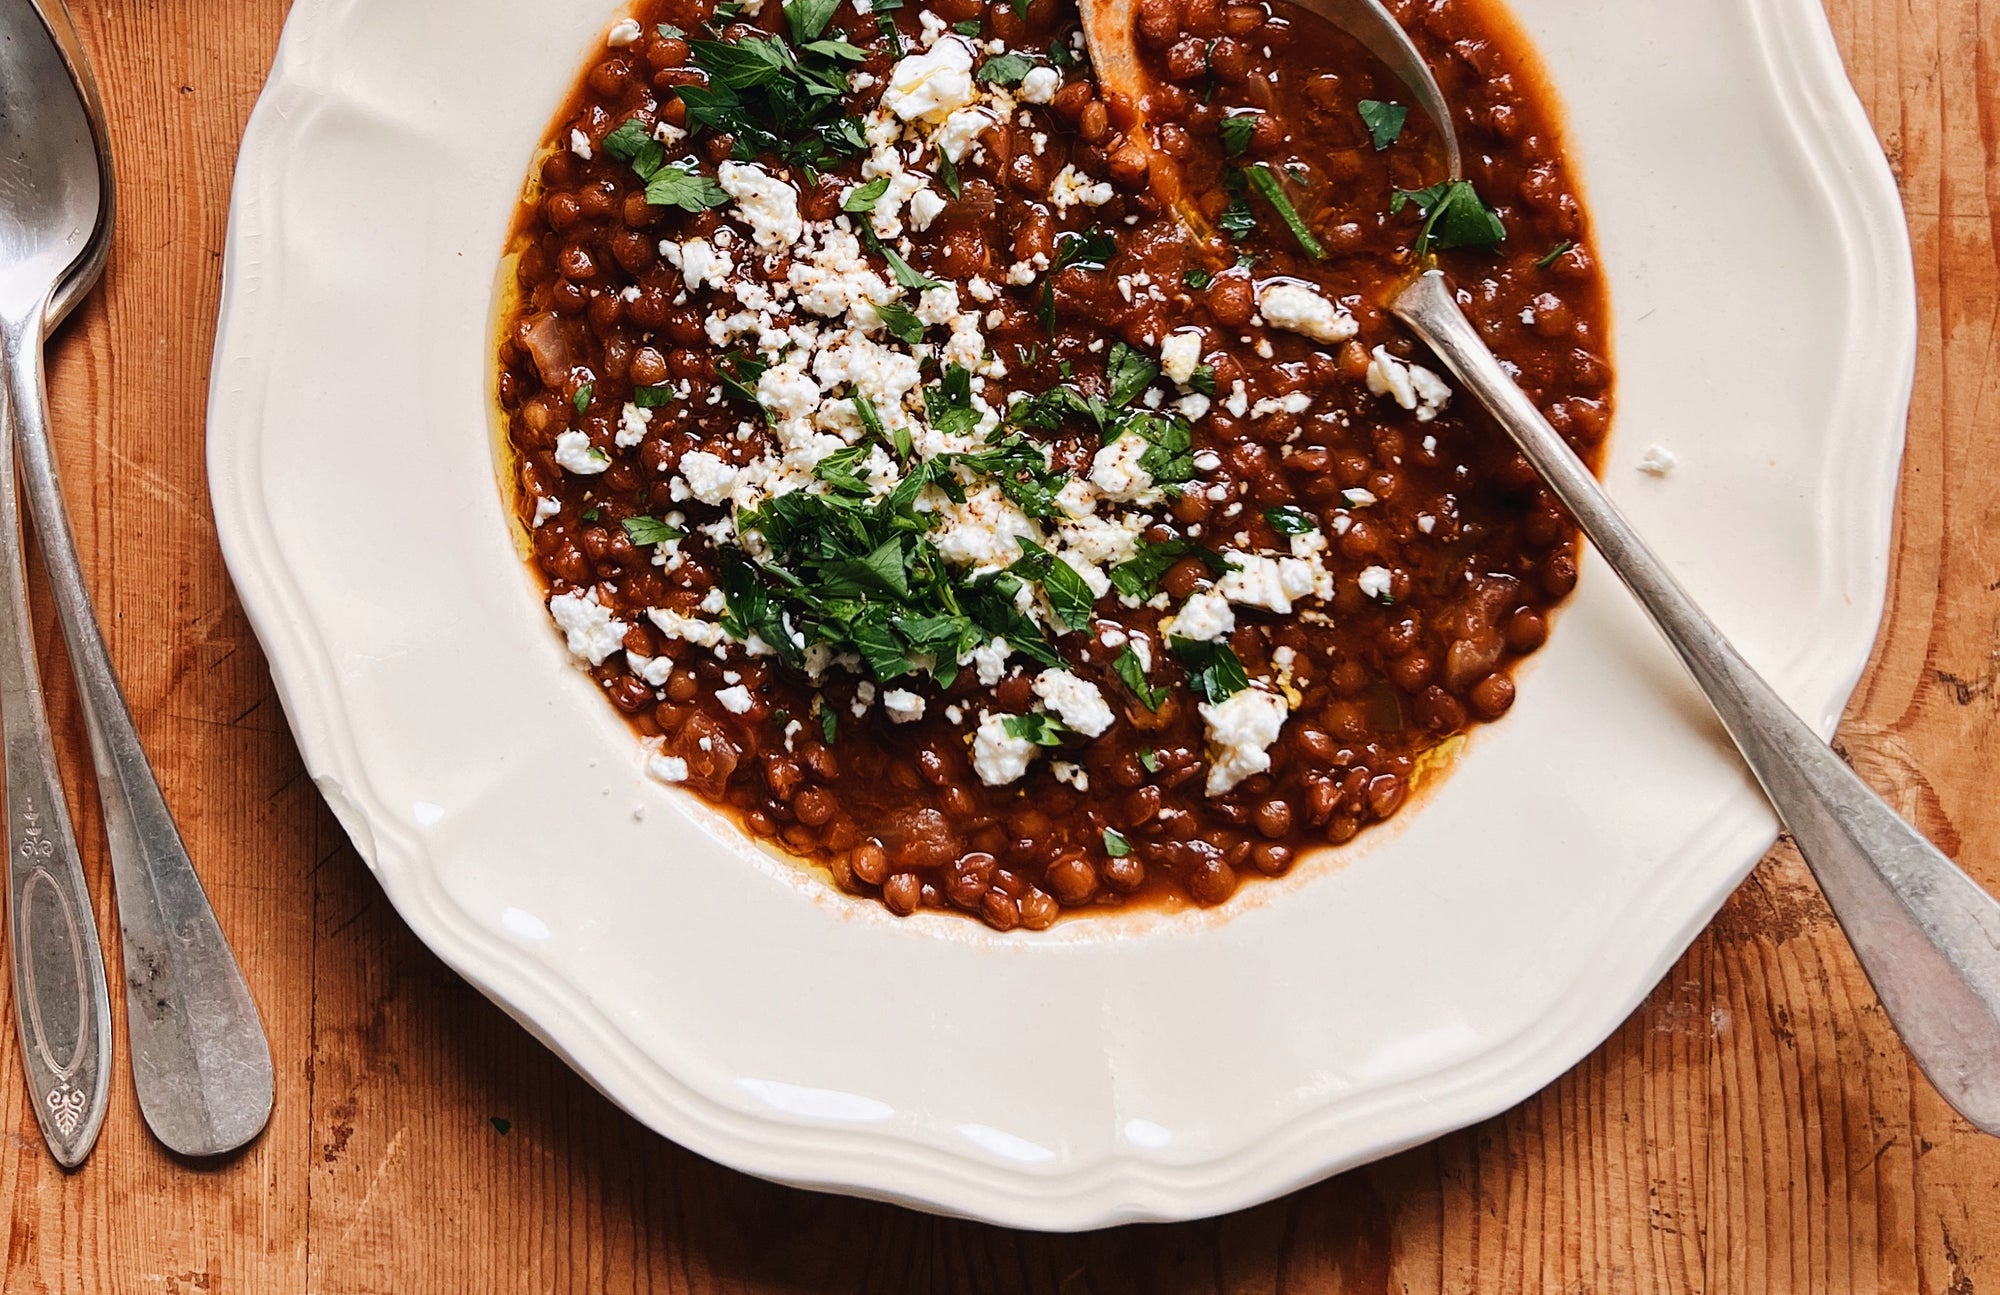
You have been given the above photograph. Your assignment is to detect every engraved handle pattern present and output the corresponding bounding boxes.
[0,305,112,1168]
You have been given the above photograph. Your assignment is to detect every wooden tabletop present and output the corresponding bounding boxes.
[5,0,1996,1289]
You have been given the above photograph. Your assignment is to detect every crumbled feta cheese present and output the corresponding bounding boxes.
[1357,565,1395,601]
[1051,761,1089,791]
[973,712,1038,786]
[881,37,978,124]
[717,161,803,250]
[1257,281,1359,344]
[934,484,1041,571]
[606,17,644,45]
[663,237,734,293]
[1366,346,1452,421]
[934,105,996,163]
[1050,164,1114,211]
[648,754,690,784]
[962,637,1012,686]
[1200,687,1290,795]
[677,450,739,505]
[548,589,628,666]
[532,495,560,527]
[1170,590,1236,642]
[1018,65,1061,103]
[715,684,755,714]
[908,186,947,231]
[1342,487,1377,508]
[1224,381,1249,418]
[617,402,653,448]
[1637,444,1678,476]
[1090,433,1154,502]
[1160,330,1203,387]
[627,652,675,686]
[648,607,728,647]
[569,128,593,160]
[883,688,927,723]
[1216,551,1326,614]
[1032,669,1115,738]
[1416,513,1437,534]
[554,431,610,475]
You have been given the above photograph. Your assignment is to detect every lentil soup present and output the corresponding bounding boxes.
[495,0,1610,929]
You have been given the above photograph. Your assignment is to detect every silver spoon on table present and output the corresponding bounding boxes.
[6,0,274,1161]
[1082,0,2000,1132]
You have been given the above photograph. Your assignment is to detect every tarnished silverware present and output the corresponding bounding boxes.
[20,0,275,1159]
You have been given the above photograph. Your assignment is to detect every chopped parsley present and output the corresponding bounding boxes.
[645,160,731,213]
[977,52,1036,85]
[622,515,685,545]
[1102,827,1133,857]
[1041,226,1116,331]
[1139,748,1163,773]
[1536,239,1574,269]
[1010,344,1198,488]
[1245,163,1325,260]
[1107,536,1231,599]
[681,22,869,178]
[1112,646,1166,709]
[572,383,593,413]
[875,299,927,345]
[821,705,838,745]
[1183,267,1214,290]
[1263,505,1316,536]
[633,383,677,408]
[1004,712,1069,746]
[1391,179,1507,259]
[1011,538,1097,630]
[1357,99,1407,150]
[843,175,890,212]
[1170,637,1252,703]
[1218,112,1258,157]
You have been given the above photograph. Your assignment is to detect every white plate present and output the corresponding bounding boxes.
[208,0,1913,1228]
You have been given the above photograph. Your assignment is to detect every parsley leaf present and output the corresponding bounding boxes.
[1005,712,1069,746]
[623,515,686,545]
[634,383,677,408]
[1108,536,1230,599]
[1139,748,1162,773]
[644,160,731,212]
[1102,827,1133,857]
[879,243,942,291]
[1391,179,1507,259]
[1219,196,1256,241]
[1113,646,1165,709]
[1170,637,1252,703]
[821,705,838,745]
[1264,505,1316,536]
[978,52,1036,85]
[1245,163,1325,259]
[573,383,593,413]
[602,118,665,179]
[1189,364,1217,396]
[875,299,927,344]
[1357,99,1407,150]
[1012,538,1098,630]
[953,19,982,35]
[844,176,890,213]
[1183,267,1213,290]
[783,0,841,42]
[1536,239,1573,269]
[1106,342,1159,408]
[1218,112,1258,157]
[1041,226,1116,331]
[937,153,961,198]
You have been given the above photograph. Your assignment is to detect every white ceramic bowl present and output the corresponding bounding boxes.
[208,0,1913,1228]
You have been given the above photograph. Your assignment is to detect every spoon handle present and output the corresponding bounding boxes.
[0,309,113,1168]
[13,335,274,1157]
[1392,269,2000,1133]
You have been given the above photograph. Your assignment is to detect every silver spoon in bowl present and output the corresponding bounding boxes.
[1081,0,2000,1133]
[7,0,274,1160]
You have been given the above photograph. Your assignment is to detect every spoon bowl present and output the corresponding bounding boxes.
[1076,0,2000,1137]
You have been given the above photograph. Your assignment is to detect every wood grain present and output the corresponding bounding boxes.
[6,0,1996,1289]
